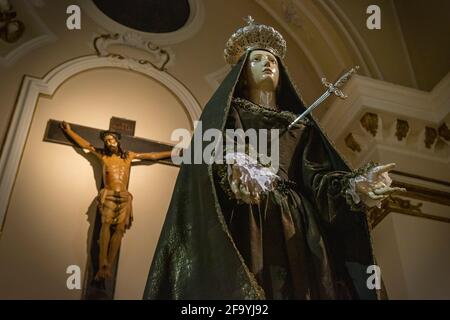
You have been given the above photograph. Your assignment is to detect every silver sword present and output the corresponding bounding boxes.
[288,66,360,129]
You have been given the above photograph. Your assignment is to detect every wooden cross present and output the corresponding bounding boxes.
[44,117,177,167]
[43,117,178,300]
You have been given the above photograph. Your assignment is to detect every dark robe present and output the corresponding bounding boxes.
[143,51,378,300]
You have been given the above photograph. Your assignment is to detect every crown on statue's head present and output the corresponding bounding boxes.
[224,16,287,65]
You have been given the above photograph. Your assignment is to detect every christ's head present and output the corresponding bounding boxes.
[100,131,124,156]
[103,134,119,153]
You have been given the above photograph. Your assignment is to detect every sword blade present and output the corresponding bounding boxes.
[288,90,331,129]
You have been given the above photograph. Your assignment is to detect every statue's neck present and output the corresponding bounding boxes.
[244,88,277,109]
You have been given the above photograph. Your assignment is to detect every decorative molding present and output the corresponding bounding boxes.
[368,196,422,228]
[358,143,450,176]
[438,123,450,142]
[320,72,450,169]
[391,170,450,189]
[0,0,25,44]
[360,112,378,137]
[368,195,450,229]
[424,127,438,149]
[395,119,409,141]
[79,0,205,46]
[322,72,450,139]
[390,196,423,212]
[0,55,202,230]
[367,170,450,227]
[344,133,361,153]
[0,0,57,67]
[392,180,450,207]
[93,33,171,71]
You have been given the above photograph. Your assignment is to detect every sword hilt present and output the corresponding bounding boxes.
[287,66,359,130]
[321,65,359,99]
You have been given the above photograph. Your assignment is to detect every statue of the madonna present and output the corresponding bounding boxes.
[144,17,404,300]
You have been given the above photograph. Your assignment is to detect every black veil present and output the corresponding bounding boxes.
[143,50,377,300]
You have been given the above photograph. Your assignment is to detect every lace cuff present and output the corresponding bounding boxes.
[341,162,381,211]
[219,152,279,204]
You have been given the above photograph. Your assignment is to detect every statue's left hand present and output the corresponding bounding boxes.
[226,152,279,205]
[352,163,406,208]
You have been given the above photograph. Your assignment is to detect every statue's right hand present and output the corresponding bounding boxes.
[61,121,70,131]
[226,152,279,205]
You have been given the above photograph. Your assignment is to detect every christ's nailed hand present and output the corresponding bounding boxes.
[61,121,71,131]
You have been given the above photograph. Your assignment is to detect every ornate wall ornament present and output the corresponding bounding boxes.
[0,0,56,68]
[368,185,450,229]
[438,122,450,141]
[368,196,423,228]
[80,0,204,46]
[93,33,171,71]
[424,126,438,149]
[0,0,25,43]
[344,133,361,152]
[389,196,423,212]
[360,112,378,137]
[367,202,390,229]
[395,119,410,141]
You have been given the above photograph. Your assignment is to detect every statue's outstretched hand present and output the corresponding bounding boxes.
[351,163,406,208]
[226,152,278,205]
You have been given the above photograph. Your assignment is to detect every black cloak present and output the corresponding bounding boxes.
[143,51,378,300]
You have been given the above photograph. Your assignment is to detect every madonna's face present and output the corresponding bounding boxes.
[244,50,280,91]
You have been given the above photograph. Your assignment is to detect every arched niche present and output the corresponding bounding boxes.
[0,55,200,299]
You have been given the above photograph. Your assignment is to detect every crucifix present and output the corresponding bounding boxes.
[44,117,180,299]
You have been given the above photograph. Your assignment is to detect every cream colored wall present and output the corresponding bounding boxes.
[363,138,450,299]
[0,68,189,299]
[334,0,416,88]
[372,214,409,299]
[391,212,450,299]
[373,209,450,299]
[395,0,450,91]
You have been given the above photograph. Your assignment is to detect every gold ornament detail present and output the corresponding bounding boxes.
[224,16,287,65]
[368,196,423,228]
[438,122,450,141]
[360,112,378,137]
[424,127,437,149]
[395,119,409,141]
[345,133,361,153]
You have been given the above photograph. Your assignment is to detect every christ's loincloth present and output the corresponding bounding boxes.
[97,188,133,229]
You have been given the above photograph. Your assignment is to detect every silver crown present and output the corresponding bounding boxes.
[224,16,287,65]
